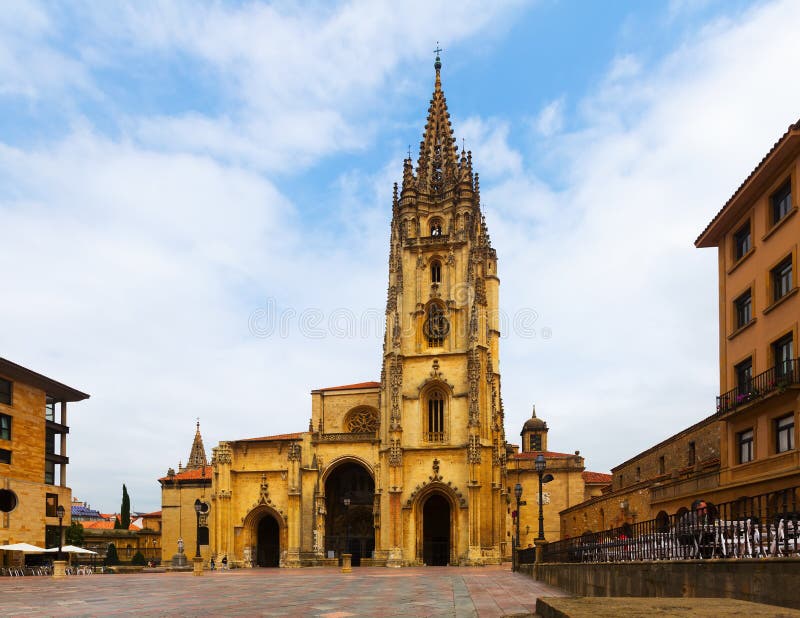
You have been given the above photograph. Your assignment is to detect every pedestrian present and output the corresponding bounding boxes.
[222,555,228,570]
[210,557,215,570]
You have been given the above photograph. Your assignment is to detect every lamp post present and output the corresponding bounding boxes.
[343,497,351,555]
[56,504,65,561]
[341,497,352,573]
[513,483,523,571]
[193,499,202,558]
[534,454,546,540]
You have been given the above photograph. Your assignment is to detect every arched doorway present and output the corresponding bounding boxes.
[256,515,280,567]
[324,461,375,566]
[422,493,450,566]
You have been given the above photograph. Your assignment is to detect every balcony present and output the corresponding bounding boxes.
[313,432,378,443]
[717,358,799,415]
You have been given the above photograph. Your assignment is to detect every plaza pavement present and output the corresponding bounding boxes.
[0,565,566,617]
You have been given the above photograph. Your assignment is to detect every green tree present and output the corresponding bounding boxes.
[114,484,131,530]
[120,484,131,529]
[131,550,146,566]
[105,543,120,566]
[65,521,84,546]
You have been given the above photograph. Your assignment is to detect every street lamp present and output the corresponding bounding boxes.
[513,483,523,571]
[534,453,554,541]
[193,499,202,559]
[343,497,351,557]
[56,504,65,561]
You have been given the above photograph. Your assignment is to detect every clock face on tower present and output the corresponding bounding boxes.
[423,304,450,340]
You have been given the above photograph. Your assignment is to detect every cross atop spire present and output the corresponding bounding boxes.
[433,42,442,73]
[186,419,208,470]
[416,49,458,196]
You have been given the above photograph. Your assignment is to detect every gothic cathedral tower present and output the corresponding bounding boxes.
[378,54,507,566]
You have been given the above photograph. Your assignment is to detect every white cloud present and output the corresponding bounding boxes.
[533,97,565,137]
[490,0,800,470]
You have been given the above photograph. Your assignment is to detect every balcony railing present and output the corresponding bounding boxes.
[717,358,799,415]
[544,485,800,563]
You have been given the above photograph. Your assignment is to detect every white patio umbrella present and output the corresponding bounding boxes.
[44,545,97,555]
[0,543,47,553]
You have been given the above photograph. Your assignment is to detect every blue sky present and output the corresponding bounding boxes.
[1,0,798,513]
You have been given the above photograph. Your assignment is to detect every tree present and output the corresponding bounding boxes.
[105,543,120,566]
[65,521,84,546]
[120,484,131,530]
[131,550,146,566]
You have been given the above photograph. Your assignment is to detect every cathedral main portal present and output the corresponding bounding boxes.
[256,515,280,567]
[325,462,375,566]
[422,494,451,566]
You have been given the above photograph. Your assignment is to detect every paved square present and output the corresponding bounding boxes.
[0,565,565,617]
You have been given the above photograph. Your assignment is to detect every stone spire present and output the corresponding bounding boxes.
[416,48,459,196]
[185,419,208,470]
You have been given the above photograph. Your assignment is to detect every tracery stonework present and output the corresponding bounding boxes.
[160,54,509,569]
[346,408,379,433]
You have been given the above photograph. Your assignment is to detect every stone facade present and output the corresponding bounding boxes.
[159,58,609,568]
[0,358,89,559]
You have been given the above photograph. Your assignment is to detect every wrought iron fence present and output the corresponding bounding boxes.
[543,486,799,563]
[717,358,799,415]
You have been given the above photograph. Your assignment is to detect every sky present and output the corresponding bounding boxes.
[2,0,799,513]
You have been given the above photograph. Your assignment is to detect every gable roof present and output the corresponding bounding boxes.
[313,381,380,392]
[582,471,613,484]
[158,465,212,482]
[236,432,304,442]
[696,118,800,247]
[0,357,89,402]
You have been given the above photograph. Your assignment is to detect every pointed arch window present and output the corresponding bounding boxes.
[430,218,442,236]
[423,303,449,347]
[430,259,441,284]
[426,390,446,442]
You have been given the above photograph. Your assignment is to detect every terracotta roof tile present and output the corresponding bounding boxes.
[582,471,613,484]
[141,511,162,518]
[315,381,380,392]
[696,118,800,246]
[511,450,575,460]
[159,465,212,482]
[82,520,140,531]
[237,432,304,442]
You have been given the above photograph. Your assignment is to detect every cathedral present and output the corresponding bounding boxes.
[160,55,605,567]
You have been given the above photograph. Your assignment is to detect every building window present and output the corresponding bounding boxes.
[46,493,58,517]
[529,434,541,452]
[46,429,56,455]
[635,466,641,482]
[430,218,442,236]
[0,378,11,406]
[46,397,56,422]
[426,390,445,442]
[0,448,10,465]
[658,456,665,475]
[45,460,55,485]
[0,413,10,441]
[424,304,449,347]
[776,414,795,453]
[0,488,17,512]
[772,256,793,303]
[733,222,751,261]
[771,179,792,224]
[738,429,754,464]
[735,357,753,394]
[430,259,441,284]
[688,441,696,466]
[734,290,752,329]
[772,333,794,379]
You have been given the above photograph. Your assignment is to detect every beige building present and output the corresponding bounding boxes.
[0,357,89,559]
[508,407,610,544]
[160,57,608,568]
[561,118,800,536]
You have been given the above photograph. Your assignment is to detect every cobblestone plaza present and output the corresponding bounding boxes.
[0,566,565,617]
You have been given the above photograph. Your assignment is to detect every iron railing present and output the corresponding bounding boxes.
[543,485,799,563]
[717,358,799,415]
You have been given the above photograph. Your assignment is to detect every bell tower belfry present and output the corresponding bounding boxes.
[378,52,507,566]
